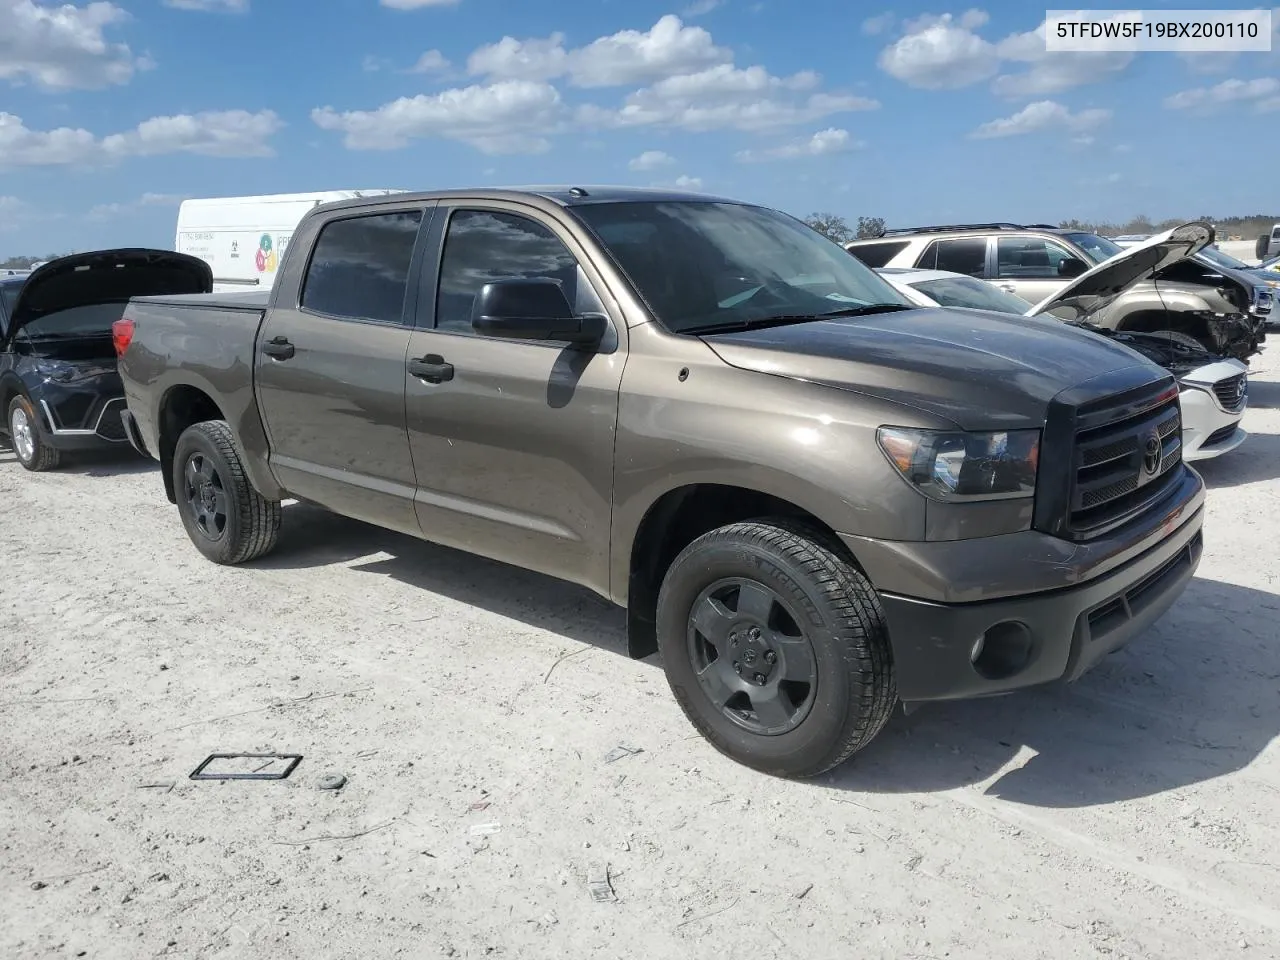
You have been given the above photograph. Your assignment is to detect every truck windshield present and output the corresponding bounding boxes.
[1197,245,1252,271]
[571,200,912,334]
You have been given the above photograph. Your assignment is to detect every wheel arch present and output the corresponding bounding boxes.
[622,482,860,660]
[157,384,227,503]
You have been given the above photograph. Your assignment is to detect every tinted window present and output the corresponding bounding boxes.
[917,238,987,277]
[847,240,910,268]
[436,210,581,334]
[912,277,1031,314]
[571,201,910,334]
[0,280,22,321]
[996,237,1074,279]
[17,303,126,339]
[301,210,423,324]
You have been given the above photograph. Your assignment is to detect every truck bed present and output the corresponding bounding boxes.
[130,289,270,312]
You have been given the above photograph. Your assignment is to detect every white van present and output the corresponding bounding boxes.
[175,190,407,293]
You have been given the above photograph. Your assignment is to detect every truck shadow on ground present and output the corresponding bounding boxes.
[1193,430,1280,487]
[256,504,1277,808]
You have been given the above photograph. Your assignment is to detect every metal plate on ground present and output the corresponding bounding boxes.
[189,753,303,781]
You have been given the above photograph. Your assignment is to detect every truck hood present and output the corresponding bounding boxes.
[1025,221,1214,321]
[700,307,1159,430]
[4,248,212,345]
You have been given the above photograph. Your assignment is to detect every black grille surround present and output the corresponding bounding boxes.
[1204,421,1241,447]
[1033,369,1187,543]
[1211,373,1247,413]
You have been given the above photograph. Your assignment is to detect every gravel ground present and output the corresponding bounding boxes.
[2,352,1278,960]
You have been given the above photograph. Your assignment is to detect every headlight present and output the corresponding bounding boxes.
[876,427,1039,502]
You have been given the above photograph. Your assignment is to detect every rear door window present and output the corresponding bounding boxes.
[301,210,424,324]
[916,237,988,277]
[996,237,1076,279]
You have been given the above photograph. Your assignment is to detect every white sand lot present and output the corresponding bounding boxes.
[3,352,1278,959]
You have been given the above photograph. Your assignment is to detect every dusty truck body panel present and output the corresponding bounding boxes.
[118,187,1204,778]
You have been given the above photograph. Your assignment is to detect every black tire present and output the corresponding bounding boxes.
[656,518,896,779]
[6,395,62,472]
[172,419,281,564]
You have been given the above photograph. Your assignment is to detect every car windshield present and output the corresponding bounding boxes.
[1261,254,1280,270]
[16,302,124,340]
[910,276,1032,314]
[1063,232,1124,263]
[0,279,23,319]
[569,200,912,334]
[1197,245,1252,271]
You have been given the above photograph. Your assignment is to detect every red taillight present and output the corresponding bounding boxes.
[112,317,134,357]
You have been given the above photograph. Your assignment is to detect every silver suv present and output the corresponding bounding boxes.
[847,222,1270,360]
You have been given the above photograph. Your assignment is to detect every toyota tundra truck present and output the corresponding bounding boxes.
[114,187,1205,778]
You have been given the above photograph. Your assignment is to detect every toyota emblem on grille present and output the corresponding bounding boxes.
[1142,432,1162,475]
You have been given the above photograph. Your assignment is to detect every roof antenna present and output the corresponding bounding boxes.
[568,187,589,197]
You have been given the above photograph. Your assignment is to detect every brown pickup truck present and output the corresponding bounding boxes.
[115,187,1204,777]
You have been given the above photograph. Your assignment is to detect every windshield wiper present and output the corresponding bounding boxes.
[682,303,912,335]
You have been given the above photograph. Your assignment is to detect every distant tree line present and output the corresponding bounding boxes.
[803,213,1280,244]
[1,253,70,269]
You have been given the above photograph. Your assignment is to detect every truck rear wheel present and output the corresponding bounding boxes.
[7,395,61,472]
[656,518,896,778]
[172,419,281,565]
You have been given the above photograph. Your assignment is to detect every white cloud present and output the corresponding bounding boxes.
[0,109,283,168]
[311,80,565,154]
[579,64,877,132]
[466,15,730,88]
[992,19,1132,97]
[1164,77,1280,111]
[969,100,1110,139]
[628,149,675,171]
[0,0,143,90]
[162,0,249,11]
[877,11,998,89]
[408,49,450,73]
[674,174,702,189]
[735,127,859,162]
[878,10,1134,95]
[379,0,459,8]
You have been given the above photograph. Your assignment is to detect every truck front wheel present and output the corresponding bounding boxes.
[172,419,281,565]
[656,519,897,778]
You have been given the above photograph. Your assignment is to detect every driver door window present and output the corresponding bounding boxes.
[435,209,590,336]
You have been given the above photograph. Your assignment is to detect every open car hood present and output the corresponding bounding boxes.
[4,247,212,345]
[1025,221,1215,321]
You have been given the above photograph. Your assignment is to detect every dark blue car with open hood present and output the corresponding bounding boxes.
[1,248,211,471]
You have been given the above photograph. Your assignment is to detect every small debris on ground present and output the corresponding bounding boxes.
[469,822,501,837]
[586,863,616,903]
[317,774,347,791]
[795,883,814,900]
[603,744,643,764]
[30,881,46,891]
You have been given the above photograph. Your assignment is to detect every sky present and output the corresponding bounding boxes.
[1,0,1278,257]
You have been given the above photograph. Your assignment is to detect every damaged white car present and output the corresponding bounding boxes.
[877,223,1248,462]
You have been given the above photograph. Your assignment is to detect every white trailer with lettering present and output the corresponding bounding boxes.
[175,190,407,293]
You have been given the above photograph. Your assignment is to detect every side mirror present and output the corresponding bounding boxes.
[471,278,605,345]
[1058,257,1088,279]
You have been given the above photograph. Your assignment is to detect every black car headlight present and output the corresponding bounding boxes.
[877,427,1039,502]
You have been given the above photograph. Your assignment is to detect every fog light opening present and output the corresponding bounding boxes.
[971,621,1034,681]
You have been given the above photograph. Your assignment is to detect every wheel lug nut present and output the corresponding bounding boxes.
[749,627,761,640]
[729,633,739,646]
[753,673,766,685]
[763,650,776,664]
[734,661,742,673]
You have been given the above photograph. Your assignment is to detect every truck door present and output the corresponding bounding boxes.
[402,201,625,592]
[253,202,433,535]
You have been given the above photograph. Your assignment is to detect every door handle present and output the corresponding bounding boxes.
[408,354,454,383]
[998,284,1017,293]
[262,336,295,360]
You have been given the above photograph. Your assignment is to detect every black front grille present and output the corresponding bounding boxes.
[94,399,127,441]
[1204,422,1240,446]
[1068,388,1183,538]
[1212,373,1247,412]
